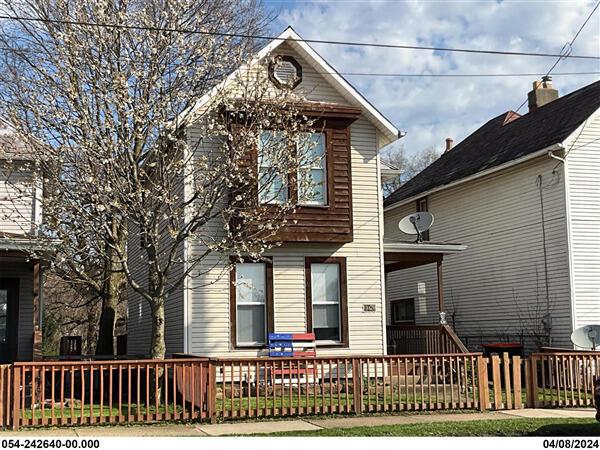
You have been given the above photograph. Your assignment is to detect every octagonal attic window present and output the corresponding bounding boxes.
[269,55,302,90]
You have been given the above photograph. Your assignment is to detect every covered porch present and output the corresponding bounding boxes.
[0,233,47,363]
[384,240,469,355]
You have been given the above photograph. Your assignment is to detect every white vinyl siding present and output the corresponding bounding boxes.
[563,106,600,330]
[385,155,573,350]
[128,42,388,358]
[0,165,37,235]
[186,114,385,357]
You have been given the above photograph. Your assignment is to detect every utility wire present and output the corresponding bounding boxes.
[0,13,599,60]
[514,1,600,113]
[332,71,600,78]
[0,42,598,79]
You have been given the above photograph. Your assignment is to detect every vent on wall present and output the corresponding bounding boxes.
[268,55,302,90]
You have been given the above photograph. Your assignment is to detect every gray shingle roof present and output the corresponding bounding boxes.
[385,80,600,207]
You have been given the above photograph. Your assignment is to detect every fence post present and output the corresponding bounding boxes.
[512,355,522,409]
[502,353,513,410]
[12,366,20,431]
[529,355,539,408]
[476,355,488,411]
[491,355,502,410]
[352,358,363,415]
[207,360,217,424]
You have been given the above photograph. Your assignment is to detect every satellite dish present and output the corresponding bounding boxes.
[570,325,600,350]
[398,212,434,243]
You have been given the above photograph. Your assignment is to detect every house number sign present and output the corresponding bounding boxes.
[362,304,376,312]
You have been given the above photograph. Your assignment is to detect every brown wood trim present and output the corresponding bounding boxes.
[384,253,442,273]
[229,257,274,350]
[0,278,19,363]
[304,257,349,348]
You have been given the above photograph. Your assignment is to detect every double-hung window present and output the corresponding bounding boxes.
[258,131,288,204]
[306,257,348,345]
[232,261,273,346]
[257,130,327,206]
[297,132,327,205]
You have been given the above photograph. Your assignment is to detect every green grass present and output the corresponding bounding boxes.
[259,418,599,437]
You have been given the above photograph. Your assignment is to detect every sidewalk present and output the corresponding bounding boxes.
[1,409,595,437]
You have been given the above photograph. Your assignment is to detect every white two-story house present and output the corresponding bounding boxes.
[384,79,600,352]
[0,119,47,362]
[126,28,410,358]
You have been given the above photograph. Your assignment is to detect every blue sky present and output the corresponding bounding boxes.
[263,0,600,155]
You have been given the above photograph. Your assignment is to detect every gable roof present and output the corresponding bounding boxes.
[183,27,401,148]
[384,80,600,208]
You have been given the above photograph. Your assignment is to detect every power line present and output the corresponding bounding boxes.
[1,13,599,60]
[333,71,600,78]
[1,41,598,80]
[514,1,600,113]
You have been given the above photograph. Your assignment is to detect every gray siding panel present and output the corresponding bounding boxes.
[385,155,572,349]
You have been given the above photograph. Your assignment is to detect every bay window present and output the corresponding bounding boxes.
[257,130,327,206]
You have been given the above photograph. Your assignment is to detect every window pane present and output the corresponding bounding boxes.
[311,264,339,303]
[237,304,266,344]
[298,133,325,168]
[259,169,287,204]
[314,304,339,328]
[236,263,266,304]
[313,304,340,341]
[298,168,326,205]
[297,133,326,205]
[258,131,288,204]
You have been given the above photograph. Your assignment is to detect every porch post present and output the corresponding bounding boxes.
[436,257,444,315]
[32,260,42,361]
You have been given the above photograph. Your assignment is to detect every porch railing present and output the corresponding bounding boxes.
[386,325,469,355]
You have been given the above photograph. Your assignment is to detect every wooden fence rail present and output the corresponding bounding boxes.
[528,352,600,408]
[212,353,484,420]
[0,351,596,429]
[10,358,210,430]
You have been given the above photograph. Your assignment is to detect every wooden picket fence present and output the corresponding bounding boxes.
[0,351,597,429]
[213,354,484,420]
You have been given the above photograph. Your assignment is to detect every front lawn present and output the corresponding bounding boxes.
[262,418,599,437]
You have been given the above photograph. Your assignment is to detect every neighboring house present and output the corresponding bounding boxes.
[127,28,404,357]
[0,119,47,362]
[384,78,600,351]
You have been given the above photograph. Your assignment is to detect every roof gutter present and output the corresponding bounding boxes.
[384,143,563,212]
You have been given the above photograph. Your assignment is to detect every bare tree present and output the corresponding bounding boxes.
[381,144,440,196]
[0,0,320,359]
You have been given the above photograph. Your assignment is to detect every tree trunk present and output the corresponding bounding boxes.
[96,218,126,356]
[150,298,166,359]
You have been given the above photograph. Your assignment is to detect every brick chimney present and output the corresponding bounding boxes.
[445,138,453,152]
[528,76,558,112]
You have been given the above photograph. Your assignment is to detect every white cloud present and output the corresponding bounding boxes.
[274,0,600,154]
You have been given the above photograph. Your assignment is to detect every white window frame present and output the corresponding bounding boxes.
[235,262,268,346]
[310,262,341,344]
[258,131,288,205]
[297,132,327,206]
